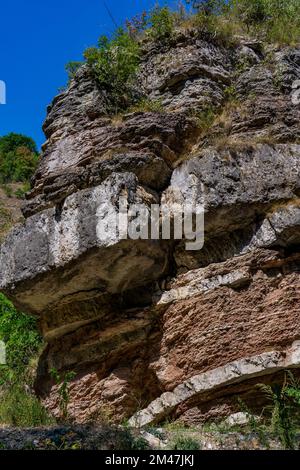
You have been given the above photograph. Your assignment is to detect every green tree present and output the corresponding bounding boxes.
[0,133,37,155]
[0,133,39,183]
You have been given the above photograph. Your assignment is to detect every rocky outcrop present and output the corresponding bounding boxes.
[0,29,299,424]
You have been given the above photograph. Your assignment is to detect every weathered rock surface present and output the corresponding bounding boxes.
[0,28,299,425]
[129,341,300,427]
[0,173,168,317]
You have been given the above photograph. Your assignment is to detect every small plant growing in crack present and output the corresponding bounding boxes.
[50,368,76,422]
[257,371,300,450]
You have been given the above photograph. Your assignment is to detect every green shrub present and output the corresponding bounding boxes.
[149,6,175,41]
[82,6,175,114]
[125,7,176,42]
[263,0,300,44]
[232,0,267,27]
[0,182,29,200]
[237,397,270,447]
[84,28,140,112]
[119,429,149,450]
[50,368,76,421]
[190,106,216,131]
[128,98,164,114]
[0,385,54,427]
[0,295,52,427]
[65,61,84,82]
[186,0,228,15]
[0,293,42,385]
[258,371,300,449]
[130,436,149,450]
[171,436,201,450]
[231,0,300,44]
[184,0,300,45]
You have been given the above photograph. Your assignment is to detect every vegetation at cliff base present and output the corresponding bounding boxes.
[257,372,300,449]
[0,294,42,384]
[0,294,52,426]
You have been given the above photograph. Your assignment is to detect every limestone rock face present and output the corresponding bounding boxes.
[1,29,300,424]
[0,173,169,317]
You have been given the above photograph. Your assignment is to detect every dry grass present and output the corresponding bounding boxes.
[173,4,299,47]
[211,134,280,153]
[178,13,247,48]
[110,99,165,126]
[127,98,164,114]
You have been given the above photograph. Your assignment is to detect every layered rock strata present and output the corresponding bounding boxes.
[0,30,299,423]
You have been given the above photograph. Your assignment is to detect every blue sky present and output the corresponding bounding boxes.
[0,0,175,149]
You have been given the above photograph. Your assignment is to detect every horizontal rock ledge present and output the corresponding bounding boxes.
[128,341,300,427]
[0,172,169,314]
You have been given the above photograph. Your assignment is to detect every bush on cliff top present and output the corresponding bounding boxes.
[66,1,299,113]
[84,28,141,113]
[69,6,179,112]
[188,0,300,44]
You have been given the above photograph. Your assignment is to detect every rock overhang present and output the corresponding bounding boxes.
[0,172,170,314]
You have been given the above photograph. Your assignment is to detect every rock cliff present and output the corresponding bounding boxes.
[1,29,300,425]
